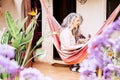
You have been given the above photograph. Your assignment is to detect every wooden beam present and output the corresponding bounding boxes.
[23,0,33,67]
[23,0,32,29]
[0,0,2,7]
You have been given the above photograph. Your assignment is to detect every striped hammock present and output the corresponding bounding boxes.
[40,0,120,64]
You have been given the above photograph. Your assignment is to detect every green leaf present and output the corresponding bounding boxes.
[19,45,26,51]
[25,21,34,35]
[12,32,24,48]
[26,13,40,34]
[35,49,46,59]
[25,49,46,66]
[18,17,28,33]
[2,32,11,44]
[5,11,17,38]
[2,32,12,44]
[20,30,34,46]
[0,28,6,43]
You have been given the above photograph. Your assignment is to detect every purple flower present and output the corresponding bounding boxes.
[102,25,114,38]
[0,44,15,58]
[79,59,97,74]
[20,67,52,80]
[112,20,120,31]
[112,37,120,53]
[102,64,115,79]
[103,56,112,66]
[114,66,120,77]
[6,60,19,76]
[85,16,120,79]
[88,35,105,48]
[0,56,19,76]
[80,72,100,80]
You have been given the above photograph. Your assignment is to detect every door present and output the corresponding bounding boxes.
[31,0,42,48]
[24,0,42,48]
[107,0,120,20]
[53,0,76,60]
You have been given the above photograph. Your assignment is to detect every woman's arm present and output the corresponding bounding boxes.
[60,29,86,51]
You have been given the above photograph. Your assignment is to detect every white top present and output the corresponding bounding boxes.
[60,28,76,50]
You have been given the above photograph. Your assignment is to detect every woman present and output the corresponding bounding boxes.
[60,13,88,72]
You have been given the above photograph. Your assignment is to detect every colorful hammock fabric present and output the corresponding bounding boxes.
[40,0,120,64]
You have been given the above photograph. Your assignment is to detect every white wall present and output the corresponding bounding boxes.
[77,0,106,37]
[14,0,24,22]
[0,0,23,30]
[40,0,54,63]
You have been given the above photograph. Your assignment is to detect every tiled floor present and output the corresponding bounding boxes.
[32,61,80,80]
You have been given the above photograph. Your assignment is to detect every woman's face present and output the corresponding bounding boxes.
[72,17,82,28]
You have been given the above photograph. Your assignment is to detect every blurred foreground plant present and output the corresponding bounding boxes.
[0,44,52,80]
[79,17,120,80]
[0,11,54,80]
[0,11,52,67]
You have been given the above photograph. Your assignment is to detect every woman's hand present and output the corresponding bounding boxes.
[77,38,87,44]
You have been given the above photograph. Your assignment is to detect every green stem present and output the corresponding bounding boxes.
[21,41,32,66]
[1,71,8,80]
[24,49,40,67]
[17,48,21,65]
[24,45,37,66]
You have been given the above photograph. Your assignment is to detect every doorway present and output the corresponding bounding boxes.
[23,0,42,63]
[31,0,42,48]
[107,0,120,20]
[53,0,76,60]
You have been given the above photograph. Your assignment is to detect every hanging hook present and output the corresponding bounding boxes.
[77,0,87,5]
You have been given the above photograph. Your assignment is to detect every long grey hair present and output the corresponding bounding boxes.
[61,13,83,29]
[61,13,83,41]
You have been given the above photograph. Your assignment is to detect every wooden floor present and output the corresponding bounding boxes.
[32,61,80,80]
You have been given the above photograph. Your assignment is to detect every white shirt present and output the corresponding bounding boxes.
[60,28,76,50]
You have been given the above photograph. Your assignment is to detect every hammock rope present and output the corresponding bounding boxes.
[40,0,120,64]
